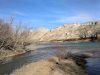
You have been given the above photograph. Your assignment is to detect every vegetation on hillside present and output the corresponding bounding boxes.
[78,21,100,40]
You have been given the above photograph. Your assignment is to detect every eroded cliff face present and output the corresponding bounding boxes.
[40,24,81,41]
[28,28,49,42]
[29,21,100,42]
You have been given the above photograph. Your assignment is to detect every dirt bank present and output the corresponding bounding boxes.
[0,48,31,63]
[0,43,45,64]
[10,57,88,75]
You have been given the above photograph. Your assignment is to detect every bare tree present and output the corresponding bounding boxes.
[0,18,30,50]
[78,25,89,39]
[0,19,14,50]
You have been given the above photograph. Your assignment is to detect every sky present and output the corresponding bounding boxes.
[0,0,100,29]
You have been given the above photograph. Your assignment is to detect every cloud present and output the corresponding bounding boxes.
[49,13,92,23]
[25,13,93,25]
[12,11,27,16]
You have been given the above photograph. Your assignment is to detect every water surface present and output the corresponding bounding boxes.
[0,41,100,75]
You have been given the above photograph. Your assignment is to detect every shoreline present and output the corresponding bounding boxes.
[0,48,32,64]
[50,39,100,42]
[0,43,44,64]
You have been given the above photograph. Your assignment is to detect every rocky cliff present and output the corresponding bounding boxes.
[29,21,100,42]
[29,28,49,42]
[40,24,80,41]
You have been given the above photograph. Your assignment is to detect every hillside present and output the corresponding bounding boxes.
[29,28,49,42]
[40,24,80,41]
[29,21,100,42]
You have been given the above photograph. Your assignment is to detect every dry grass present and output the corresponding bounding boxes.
[10,57,87,75]
[54,49,90,69]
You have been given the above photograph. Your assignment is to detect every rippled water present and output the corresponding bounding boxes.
[0,41,100,75]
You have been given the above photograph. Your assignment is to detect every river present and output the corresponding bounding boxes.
[0,41,100,75]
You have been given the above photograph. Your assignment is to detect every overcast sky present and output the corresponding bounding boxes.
[0,0,100,29]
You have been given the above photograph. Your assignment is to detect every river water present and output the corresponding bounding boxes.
[0,41,100,75]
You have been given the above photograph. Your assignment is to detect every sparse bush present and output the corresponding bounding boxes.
[78,21,100,40]
[55,49,74,61]
[55,49,87,68]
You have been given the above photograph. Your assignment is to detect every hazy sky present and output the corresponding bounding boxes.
[0,0,100,29]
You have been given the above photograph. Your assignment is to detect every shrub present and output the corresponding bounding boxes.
[55,48,74,61]
[55,49,87,68]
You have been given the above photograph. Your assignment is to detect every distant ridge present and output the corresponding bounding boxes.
[29,21,100,42]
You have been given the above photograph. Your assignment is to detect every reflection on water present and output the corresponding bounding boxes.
[0,41,100,75]
[86,51,100,75]
[86,58,100,75]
